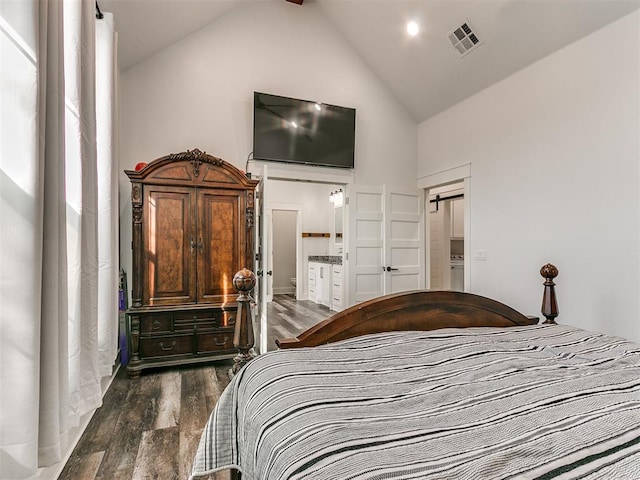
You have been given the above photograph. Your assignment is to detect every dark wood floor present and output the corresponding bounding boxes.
[59,295,332,480]
[265,293,332,350]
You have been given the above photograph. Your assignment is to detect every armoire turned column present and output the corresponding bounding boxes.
[125,149,258,377]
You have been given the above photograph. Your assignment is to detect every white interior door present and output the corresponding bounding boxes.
[384,186,424,293]
[347,184,424,305]
[253,165,269,354]
[266,208,273,303]
[347,185,385,304]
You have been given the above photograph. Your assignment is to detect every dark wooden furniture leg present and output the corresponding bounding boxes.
[540,263,559,324]
[231,268,256,377]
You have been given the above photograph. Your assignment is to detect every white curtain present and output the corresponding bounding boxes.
[0,1,118,477]
[96,11,118,380]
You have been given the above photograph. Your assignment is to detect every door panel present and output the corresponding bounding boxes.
[144,186,195,305]
[348,185,385,304]
[384,187,424,294]
[255,166,269,354]
[198,190,241,303]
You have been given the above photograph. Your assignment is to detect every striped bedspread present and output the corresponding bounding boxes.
[190,324,640,479]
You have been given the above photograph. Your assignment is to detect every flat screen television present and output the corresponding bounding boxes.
[253,92,356,169]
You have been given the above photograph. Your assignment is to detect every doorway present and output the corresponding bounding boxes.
[428,182,464,290]
[418,164,470,292]
[271,209,298,298]
[264,179,344,351]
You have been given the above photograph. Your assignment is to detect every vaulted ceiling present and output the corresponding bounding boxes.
[100,0,640,122]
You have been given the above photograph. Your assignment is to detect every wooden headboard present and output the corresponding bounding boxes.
[230,263,559,359]
[276,290,534,348]
[275,263,559,349]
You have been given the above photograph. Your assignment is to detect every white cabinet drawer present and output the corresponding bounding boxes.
[331,265,343,312]
[332,265,342,278]
[308,262,317,287]
[331,297,344,312]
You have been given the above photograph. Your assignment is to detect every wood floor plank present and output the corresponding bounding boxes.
[179,429,202,479]
[132,426,180,479]
[93,373,161,479]
[200,363,223,401]
[60,451,104,480]
[266,295,331,351]
[154,369,182,430]
[273,324,292,338]
[180,366,210,433]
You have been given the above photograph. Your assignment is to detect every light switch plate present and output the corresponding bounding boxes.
[474,249,488,261]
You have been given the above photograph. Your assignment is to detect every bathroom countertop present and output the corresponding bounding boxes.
[308,255,342,265]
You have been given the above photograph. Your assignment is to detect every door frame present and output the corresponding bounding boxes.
[418,164,471,291]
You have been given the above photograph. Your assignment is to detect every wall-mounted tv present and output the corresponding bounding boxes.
[253,92,356,169]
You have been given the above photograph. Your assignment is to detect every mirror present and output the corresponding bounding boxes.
[334,206,343,244]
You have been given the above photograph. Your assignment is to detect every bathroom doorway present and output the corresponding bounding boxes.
[271,209,298,298]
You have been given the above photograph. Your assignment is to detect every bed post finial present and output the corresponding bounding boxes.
[540,263,559,324]
[231,268,256,378]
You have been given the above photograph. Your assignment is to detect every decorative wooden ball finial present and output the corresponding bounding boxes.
[233,268,256,296]
[540,263,558,324]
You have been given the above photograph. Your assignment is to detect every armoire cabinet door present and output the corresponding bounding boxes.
[143,186,196,305]
[197,189,243,303]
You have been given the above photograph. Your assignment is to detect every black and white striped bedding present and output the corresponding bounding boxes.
[190,324,640,479]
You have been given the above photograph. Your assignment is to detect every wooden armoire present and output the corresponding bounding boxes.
[125,149,258,377]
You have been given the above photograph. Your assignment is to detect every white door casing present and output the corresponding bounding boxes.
[418,164,471,292]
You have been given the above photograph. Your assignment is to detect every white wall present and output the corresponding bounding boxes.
[418,11,640,341]
[117,1,417,290]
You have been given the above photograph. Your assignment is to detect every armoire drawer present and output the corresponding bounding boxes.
[140,314,173,334]
[173,310,236,330]
[139,334,193,358]
[174,311,218,330]
[197,329,235,354]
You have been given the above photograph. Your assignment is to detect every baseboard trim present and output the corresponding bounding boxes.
[273,287,295,295]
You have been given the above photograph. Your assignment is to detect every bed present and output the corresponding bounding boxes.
[190,264,640,479]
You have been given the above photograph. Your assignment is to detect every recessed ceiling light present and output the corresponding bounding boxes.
[406,21,419,37]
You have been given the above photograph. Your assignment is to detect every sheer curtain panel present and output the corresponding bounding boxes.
[1,1,44,476]
[96,12,118,380]
[0,1,119,477]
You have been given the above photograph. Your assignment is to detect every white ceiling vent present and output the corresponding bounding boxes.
[448,21,482,57]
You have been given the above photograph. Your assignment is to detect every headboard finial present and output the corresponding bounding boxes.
[540,263,558,280]
[540,263,559,324]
